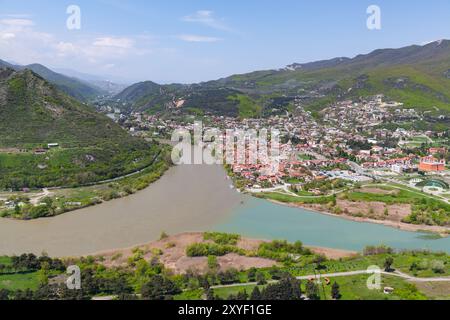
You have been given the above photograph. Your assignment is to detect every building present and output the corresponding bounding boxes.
[419,156,446,172]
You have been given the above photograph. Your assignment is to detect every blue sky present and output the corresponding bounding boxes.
[1,0,450,83]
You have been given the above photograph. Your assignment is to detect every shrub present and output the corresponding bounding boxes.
[430,260,445,274]
[203,232,241,245]
[186,243,243,257]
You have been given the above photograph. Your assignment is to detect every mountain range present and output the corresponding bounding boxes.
[112,40,450,118]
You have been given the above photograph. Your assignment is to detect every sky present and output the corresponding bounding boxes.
[1,0,450,84]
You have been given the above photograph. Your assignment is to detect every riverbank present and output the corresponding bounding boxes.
[268,199,450,237]
[0,163,245,257]
[87,232,358,274]
[0,147,172,220]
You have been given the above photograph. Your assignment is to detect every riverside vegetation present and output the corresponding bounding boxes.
[0,233,449,300]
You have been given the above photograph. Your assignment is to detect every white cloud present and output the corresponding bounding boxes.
[1,33,15,40]
[55,42,77,56]
[93,37,135,49]
[0,17,150,70]
[177,34,222,43]
[0,19,34,27]
[0,14,32,18]
[182,10,230,31]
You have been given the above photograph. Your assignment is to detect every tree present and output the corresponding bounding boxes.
[141,275,181,300]
[37,261,50,286]
[0,289,10,300]
[247,268,257,282]
[250,287,262,300]
[331,282,341,300]
[206,288,215,301]
[236,290,249,301]
[384,257,394,272]
[261,275,302,300]
[159,231,169,240]
[431,260,445,274]
[207,255,219,271]
[218,269,239,285]
[256,272,267,285]
[306,281,320,300]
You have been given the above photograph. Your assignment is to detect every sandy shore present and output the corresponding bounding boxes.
[87,232,357,274]
[269,200,450,237]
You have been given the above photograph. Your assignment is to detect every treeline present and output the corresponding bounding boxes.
[207,275,341,301]
[0,254,65,274]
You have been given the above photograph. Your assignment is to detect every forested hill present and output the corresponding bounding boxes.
[0,67,162,189]
[0,60,104,102]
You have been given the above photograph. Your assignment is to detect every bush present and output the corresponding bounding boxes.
[430,260,445,274]
[363,245,393,256]
[203,232,241,245]
[186,243,243,257]
[257,240,311,262]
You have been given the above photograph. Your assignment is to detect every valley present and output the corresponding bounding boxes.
[0,38,449,302]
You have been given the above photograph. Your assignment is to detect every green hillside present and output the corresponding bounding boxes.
[18,64,105,102]
[0,68,162,190]
[0,60,104,101]
[113,40,450,119]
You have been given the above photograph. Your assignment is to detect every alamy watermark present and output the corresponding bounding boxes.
[66,5,81,30]
[367,5,381,30]
[366,265,382,290]
[171,121,281,174]
[66,265,81,290]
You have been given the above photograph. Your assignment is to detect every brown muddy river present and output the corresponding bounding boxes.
[0,164,243,257]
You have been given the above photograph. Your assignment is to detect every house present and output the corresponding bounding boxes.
[47,143,59,148]
[429,147,446,155]
[419,156,446,172]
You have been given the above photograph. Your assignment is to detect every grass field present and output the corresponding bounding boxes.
[0,256,12,266]
[0,272,40,291]
[321,275,427,300]
[174,289,204,300]
[255,192,333,205]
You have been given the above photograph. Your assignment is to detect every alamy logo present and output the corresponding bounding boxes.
[66,265,81,290]
[367,5,381,30]
[171,121,281,175]
[366,265,382,290]
[66,5,81,30]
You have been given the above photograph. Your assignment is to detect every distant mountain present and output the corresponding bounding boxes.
[0,60,105,101]
[0,67,160,189]
[115,40,450,118]
[53,68,107,82]
[115,80,162,104]
[16,64,105,101]
[0,59,14,69]
[54,68,128,94]
[89,80,127,95]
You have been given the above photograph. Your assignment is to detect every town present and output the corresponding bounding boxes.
[102,94,449,231]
